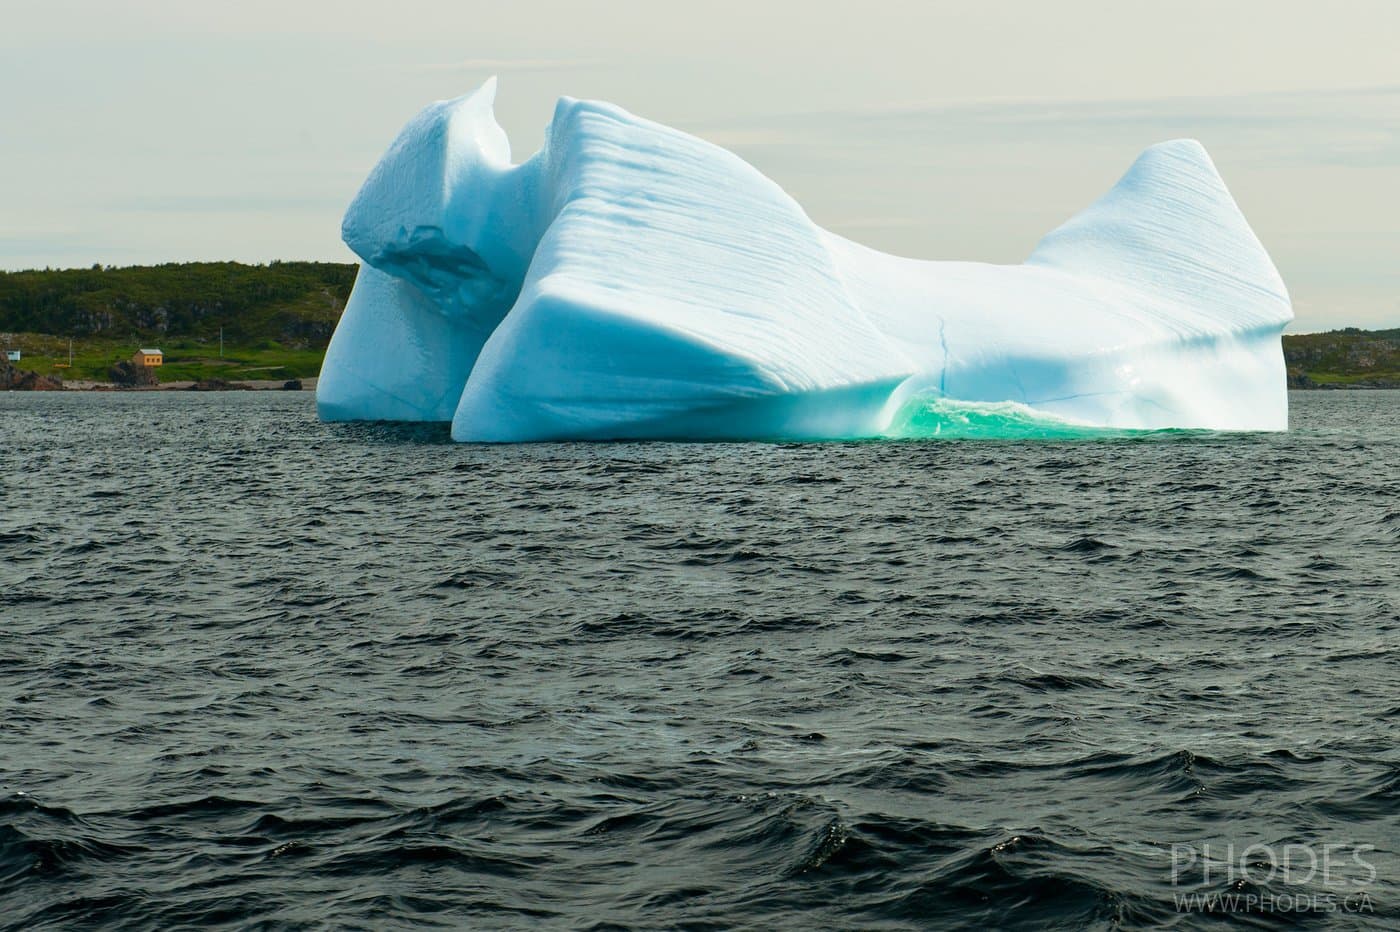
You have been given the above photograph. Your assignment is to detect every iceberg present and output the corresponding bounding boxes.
[318,79,1292,441]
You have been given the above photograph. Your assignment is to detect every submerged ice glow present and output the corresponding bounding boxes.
[318,80,1293,441]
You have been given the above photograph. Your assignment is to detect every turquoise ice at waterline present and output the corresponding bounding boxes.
[317,79,1293,442]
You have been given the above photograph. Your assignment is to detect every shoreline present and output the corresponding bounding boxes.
[1288,380,1400,391]
[10,379,1398,394]
[58,377,318,392]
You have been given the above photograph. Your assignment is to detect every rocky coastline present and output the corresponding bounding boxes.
[2,362,314,392]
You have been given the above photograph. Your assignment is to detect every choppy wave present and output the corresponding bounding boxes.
[2,390,1398,929]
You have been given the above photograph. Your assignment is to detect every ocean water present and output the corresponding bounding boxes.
[2,390,1397,930]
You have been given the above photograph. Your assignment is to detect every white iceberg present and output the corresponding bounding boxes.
[318,79,1292,441]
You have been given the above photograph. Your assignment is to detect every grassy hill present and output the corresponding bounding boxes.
[1,261,1397,387]
[1283,327,1400,388]
[0,261,356,382]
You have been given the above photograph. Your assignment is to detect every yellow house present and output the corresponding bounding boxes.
[134,348,163,367]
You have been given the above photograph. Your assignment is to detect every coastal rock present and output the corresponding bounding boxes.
[186,379,254,391]
[108,360,159,388]
[1,360,63,391]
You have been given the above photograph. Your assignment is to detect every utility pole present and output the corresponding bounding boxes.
[219,326,224,358]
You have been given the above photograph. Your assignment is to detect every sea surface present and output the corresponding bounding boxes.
[2,390,1398,930]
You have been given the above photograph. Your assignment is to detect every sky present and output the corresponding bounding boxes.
[1,0,1397,331]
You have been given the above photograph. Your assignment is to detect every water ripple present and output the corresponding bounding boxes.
[1,391,1397,929]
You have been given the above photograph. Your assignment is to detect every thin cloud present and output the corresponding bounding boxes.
[413,57,606,73]
[105,194,344,214]
[835,217,929,231]
[693,83,1400,129]
[689,84,1400,170]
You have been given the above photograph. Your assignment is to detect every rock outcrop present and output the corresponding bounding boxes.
[108,360,159,388]
[1,360,63,391]
[185,379,254,391]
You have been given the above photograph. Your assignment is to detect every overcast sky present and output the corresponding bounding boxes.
[2,0,1396,330]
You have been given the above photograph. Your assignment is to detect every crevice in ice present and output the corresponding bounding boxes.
[937,318,949,395]
[1007,360,1030,404]
[368,225,519,326]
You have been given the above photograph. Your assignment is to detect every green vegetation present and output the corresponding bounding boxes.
[3,333,327,382]
[0,261,355,383]
[1,261,1397,387]
[1283,327,1400,388]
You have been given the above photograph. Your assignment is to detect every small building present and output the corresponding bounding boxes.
[4,349,19,362]
[134,348,163,367]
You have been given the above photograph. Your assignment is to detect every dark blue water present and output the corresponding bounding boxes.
[2,390,1398,929]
